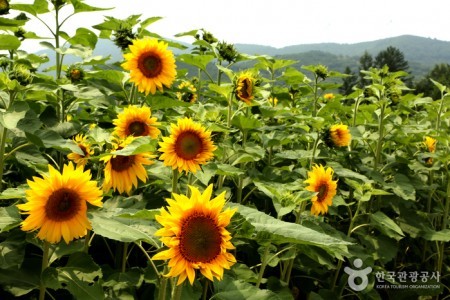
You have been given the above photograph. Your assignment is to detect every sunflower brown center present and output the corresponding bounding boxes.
[110,155,135,172]
[79,144,89,156]
[138,53,162,78]
[45,188,81,221]
[127,121,147,137]
[317,183,328,202]
[239,78,252,99]
[175,131,203,160]
[179,215,222,263]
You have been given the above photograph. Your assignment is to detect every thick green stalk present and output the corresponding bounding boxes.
[255,246,270,288]
[373,103,386,171]
[171,282,183,300]
[331,200,362,291]
[121,242,129,273]
[312,75,319,118]
[201,279,209,300]
[0,127,8,192]
[39,242,50,300]
[0,91,16,192]
[437,172,450,275]
[172,169,179,195]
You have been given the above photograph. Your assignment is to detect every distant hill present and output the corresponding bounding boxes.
[235,35,450,79]
[37,35,450,80]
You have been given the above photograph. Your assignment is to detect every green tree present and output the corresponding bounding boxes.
[358,51,373,87]
[339,66,358,95]
[374,46,409,72]
[415,63,450,99]
[374,46,413,86]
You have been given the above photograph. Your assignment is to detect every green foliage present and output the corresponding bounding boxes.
[0,2,448,299]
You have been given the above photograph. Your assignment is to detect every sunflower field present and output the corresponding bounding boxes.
[0,1,449,300]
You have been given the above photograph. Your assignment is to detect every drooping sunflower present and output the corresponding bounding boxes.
[113,105,161,139]
[234,71,257,105]
[159,118,216,173]
[176,80,197,103]
[152,184,237,285]
[101,137,155,194]
[67,134,94,167]
[304,164,338,216]
[327,124,351,148]
[121,38,177,95]
[17,163,103,244]
[423,136,437,165]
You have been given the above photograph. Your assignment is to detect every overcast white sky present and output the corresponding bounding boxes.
[17,0,450,50]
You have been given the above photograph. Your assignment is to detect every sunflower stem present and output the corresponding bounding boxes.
[172,169,179,195]
[121,242,129,273]
[39,241,50,300]
[0,91,16,192]
[255,245,270,288]
[83,230,91,253]
[437,171,450,276]
[158,273,168,300]
[331,199,362,292]
[172,282,183,300]
[201,278,210,300]
[134,242,161,278]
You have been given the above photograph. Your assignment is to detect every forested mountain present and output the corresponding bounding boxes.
[234,35,450,79]
[39,35,450,80]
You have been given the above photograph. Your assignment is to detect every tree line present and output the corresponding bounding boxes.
[339,46,450,99]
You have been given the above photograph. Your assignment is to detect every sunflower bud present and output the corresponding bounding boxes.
[9,64,33,85]
[0,56,9,70]
[51,0,66,10]
[313,65,329,80]
[66,65,85,83]
[113,27,137,51]
[14,12,28,21]
[201,30,218,44]
[0,0,9,15]
[217,41,238,63]
[14,27,26,41]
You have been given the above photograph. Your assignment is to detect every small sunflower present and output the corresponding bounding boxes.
[159,118,216,173]
[17,163,103,244]
[235,71,257,105]
[327,124,351,148]
[176,80,197,103]
[101,137,155,194]
[304,164,338,216]
[113,105,161,139]
[424,136,437,165]
[268,96,278,106]
[121,38,177,95]
[324,93,335,100]
[67,134,94,167]
[152,184,237,285]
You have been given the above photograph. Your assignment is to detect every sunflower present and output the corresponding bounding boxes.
[424,136,437,164]
[17,163,103,244]
[324,93,335,101]
[67,134,94,167]
[304,164,338,216]
[159,118,216,173]
[152,184,236,285]
[113,105,161,139]
[176,80,197,103]
[101,137,155,194]
[328,124,351,147]
[235,71,257,105]
[121,38,177,95]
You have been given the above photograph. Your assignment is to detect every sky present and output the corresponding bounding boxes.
[16,0,450,50]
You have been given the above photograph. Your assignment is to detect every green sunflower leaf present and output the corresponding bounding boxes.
[231,204,352,251]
